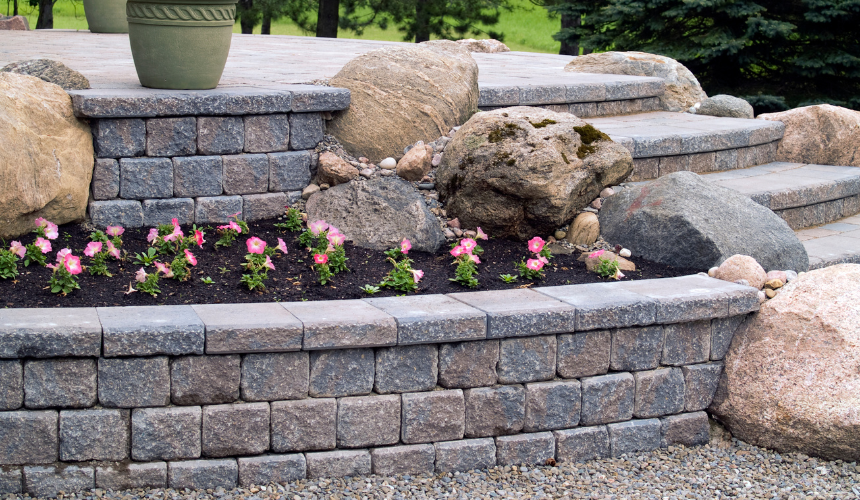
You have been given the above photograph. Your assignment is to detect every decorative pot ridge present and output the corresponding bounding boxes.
[126,0,236,26]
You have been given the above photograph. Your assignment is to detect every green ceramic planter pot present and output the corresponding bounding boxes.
[126,0,236,89]
[84,0,129,33]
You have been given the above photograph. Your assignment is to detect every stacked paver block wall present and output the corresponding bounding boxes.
[0,276,758,497]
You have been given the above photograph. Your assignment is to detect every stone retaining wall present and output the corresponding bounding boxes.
[0,276,758,497]
[629,141,780,181]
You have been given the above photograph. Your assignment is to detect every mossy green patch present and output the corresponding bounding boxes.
[530,119,557,129]
[573,124,610,159]
[488,123,522,143]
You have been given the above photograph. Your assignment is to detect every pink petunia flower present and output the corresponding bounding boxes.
[184,249,197,266]
[106,241,120,259]
[264,255,275,271]
[526,258,544,271]
[229,212,241,218]
[328,233,346,247]
[411,269,424,283]
[43,222,58,240]
[46,263,58,270]
[63,254,82,275]
[588,249,605,259]
[56,248,71,262]
[154,261,174,278]
[460,238,477,253]
[314,253,328,265]
[34,217,48,228]
[135,268,148,283]
[35,237,51,254]
[276,238,289,254]
[527,236,545,254]
[228,220,242,233]
[327,225,341,236]
[147,228,159,243]
[106,226,124,237]
[450,246,466,258]
[246,237,266,254]
[615,270,625,280]
[538,255,549,265]
[476,227,488,240]
[309,220,329,235]
[400,239,412,254]
[84,242,103,258]
[469,254,481,264]
[194,230,205,247]
[9,241,25,258]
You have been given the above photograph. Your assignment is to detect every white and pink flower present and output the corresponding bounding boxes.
[400,238,412,254]
[246,237,266,254]
[314,253,328,265]
[276,238,289,254]
[526,258,544,271]
[411,269,424,283]
[328,233,346,247]
[527,236,545,254]
[194,230,205,247]
[589,249,605,259]
[147,228,159,243]
[84,242,103,258]
[63,254,82,275]
[56,248,71,263]
[309,220,329,235]
[264,255,275,271]
[450,245,466,258]
[34,237,51,254]
[184,249,197,266]
[135,268,148,283]
[106,241,120,259]
[154,261,174,278]
[460,238,477,253]
[476,227,488,240]
[106,226,124,237]
[9,241,25,258]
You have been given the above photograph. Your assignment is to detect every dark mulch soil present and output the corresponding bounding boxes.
[1,219,699,308]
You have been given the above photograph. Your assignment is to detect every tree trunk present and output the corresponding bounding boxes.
[35,0,53,29]
[239,0,254,33]
[261,12,270,34]
[13,0,18,17]
[414,0,430,43]
[316,0,339,38]
[559,12,579,56]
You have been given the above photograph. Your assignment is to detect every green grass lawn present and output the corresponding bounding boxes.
[6,0,561,54]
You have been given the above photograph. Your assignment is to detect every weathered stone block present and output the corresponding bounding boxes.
[450,289,575,339]
[171,355,240,405]
[306,450,371,479]
[238,454,305,486]
[194,195,243,223]
[172,156,223,197]
[198,116,244,155]
[119,157,173,200]
[92,158,120,200]
[374,345,438,394]
[60,409,129,461]
[536,283,657,331]
[23,465,94,498]
[142,198,194,226]
[554,426,609,463]
[0,308,102,359]
[337,395,400,448]
[607,419,662,457]
[99,305,204,357]
[524,380,581,432]
[290,86,351,112]
[715,148,738,171]
[620,276,730,324]
[370,445,435,476]
[0,360,23,410]
[496,432,555,466]
[309,349,373,397]
[92,118,145,158]
[269,151,312,192]
[634,368,685,418]
[682,362,723,411]
[223,154,269,195]
[146,117,197,156]
[131,407,202,461]
[98,356,170,408]
[661,411,710,447]
[240,352,308,402]
[271,399,336,452]
[0,411,58,464]
[289,112,324,150]
[169,459,238,490]
[89,200,144,228]
[203,403,270,457]
[401,390,465,444]
[610,326,663,371]
[285,300,397,349]
[438,340,499,389]
[498,336,556,384]
[243,192,287,221]
[435,438,496,473]
[195,303,303,354]
[663,320,711,366]
[24,358,96,409]
[96,462,167,490]
[365,295,486,345]
[245,114,290,153]
[0,467,21,494]
[557,330,610,379]
[711,315,746,360]
[465,385,525,438]
[580,373,635,426]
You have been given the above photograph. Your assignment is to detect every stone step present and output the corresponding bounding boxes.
[587,112,785,181]
[795,216,860,270]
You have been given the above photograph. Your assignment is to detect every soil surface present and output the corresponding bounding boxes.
[1,219,699,308]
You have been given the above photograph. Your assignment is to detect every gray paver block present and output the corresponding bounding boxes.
[608,419,663,457]
[98,305,204,357]
[479,85,520,106]
[0,360,23,410]
[619,276,733,323]
[465,385,525,438]
[309,349,372,397]
[569,102,598,118]
[172,156,223,197]
[524,380,581,432]
[168,459,238,490]
[194,303,303,354]
[448,289,575,339]
[195,195,244,223]
[498,335,557,384]
[566,81,605,102]
[519,84,566,105]
[630,157,659,181]
[633,368,685,418]
[96,462,167,490]
[682,362,723,412]
[119,157,173,200]
[435,438,496,473]
[438,340,499,389]
[146,117,197,156]
[496,432,555,466]
[271,399,336,452]
[580,372,635,426]
[554,425,609,463]
[23,358,97,409]
[142,198,195,226]
[92,118,145,158]
[244,114,290,153]
[70,92,157,119]
[371,444,436,476]
[202,403,270,457]
[285,300,397,349]
[661,411,710,447]
[306,450,371,479]
[535,283,656,331]
[289,112,324,150]
[89,200,144,228]
[337,395,400,448]
[0,307,101,358]
[23,465,94,498]
[98,356,170,408]
[374,344,438,394]
[364,295,485,345]
[60,409,129,461]
[198,116,244,155]
[243,192,287,221]
[0,411,58,465]
[240,351,308,402]
[223,154,269,195]
[238,454,306,486]
[268,151,312,192]
[131,407,202,461]
[401,390,465,444]
[289,86,351,112]
[663,320,711,366]
[92,158,120,200]
[610,325,664,371]
[556,330,610,379]
[0,467,21,494]
[171,355,240,405]
[711,315,746,360]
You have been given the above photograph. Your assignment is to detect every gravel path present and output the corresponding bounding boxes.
[9,424,860,500]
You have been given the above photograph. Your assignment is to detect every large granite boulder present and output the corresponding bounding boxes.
[599,172,809,272]
[1,59,90,90]
[710,264,860,461]
[565,51,707,112]
[0,15,29,30]
[305,176,445,253]
[758,104,860,167]
[0,73,94,239]
[696,94,754,119]
[436,107,632,240]
[456,38,510,53]
[327,41,479,162]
